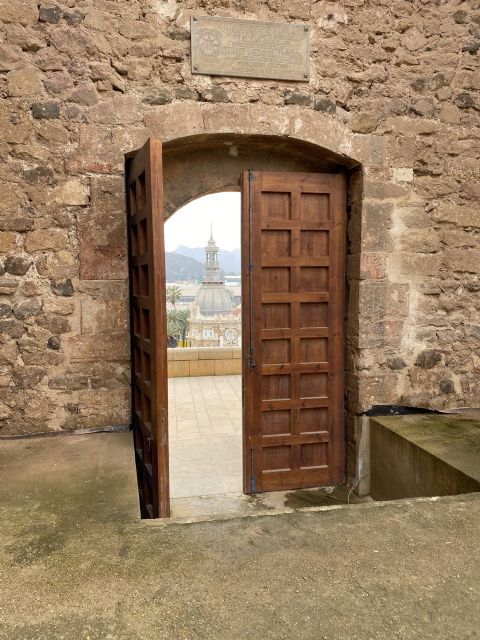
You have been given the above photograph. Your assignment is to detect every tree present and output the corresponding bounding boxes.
[167,308,191,346]
[166,284,182,309]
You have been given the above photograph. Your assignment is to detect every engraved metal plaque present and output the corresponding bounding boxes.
[191,16,310,82]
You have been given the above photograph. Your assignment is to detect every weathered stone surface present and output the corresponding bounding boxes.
[52,180,89,206]
[13,298,42,320]
[37,313,71,334]
[143,87,173,105]
[285,92,311,107]
[388,356,406,371]
[80,299,128,335]
[69,333,129,363]
[442,249,480,273]
[4,255,31,276]
[349,112,379,134]
[38,4,62,24]
[36,251,78,279]
[31,101,60,120]
[7,66,43,96]
[0,232,17,253]
[0,0,38,25]
[88,96,143,125]
[200,86,230,103]
[50,279,74,297]
[439,378,455,394]
[47,335,61,350]
[0,280,18,296]
[0,304,12,318]
[0,0,477,435]
[118,20,156,40]
[13,366,45,389]
[433,205,480,229]
[314,98,336,113]
[25,229,68,253]
[68,83,98,106]
[415,349,442,369]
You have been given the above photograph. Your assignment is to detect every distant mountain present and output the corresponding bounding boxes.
[173,246,241,275]
[165,252,204,282]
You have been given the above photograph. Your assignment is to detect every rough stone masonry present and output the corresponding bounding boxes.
[0,0,479,462]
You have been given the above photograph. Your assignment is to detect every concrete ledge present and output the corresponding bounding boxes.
[167,347,242,377]
[370,414,480,501]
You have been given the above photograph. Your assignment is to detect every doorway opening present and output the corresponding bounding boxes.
[126,136,354,519]
[164,193,243,511]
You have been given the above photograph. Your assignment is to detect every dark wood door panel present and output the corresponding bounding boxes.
[243,171,345,493]
[125,138,170,518]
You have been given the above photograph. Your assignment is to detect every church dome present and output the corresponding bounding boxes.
[194,283,233,316]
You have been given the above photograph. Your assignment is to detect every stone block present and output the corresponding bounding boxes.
[0,232,17,253]
[31,102,60,120]
[52,180,90,206]
[167,360,190,377]
[43,297,75,316]
[7,67,42,97]
[69,332,129,363]
[232,347,242,359]
[400,229,441,253]
[77,388,130,428]
[80,299,129,334]
[214,359,241,375]
[169,348,199,361]
[77,280,128,300]
[25,229,68,252]
[357,319,405,349]
[351,135,386,166]
[88,96,143,125]
[189,360,215,377]
[433,204,480,229]
[199,347,232,360]
[348,252,388,281]
[145,104,204,141]
[0,111,30,144]
[400,253,441,277]
[118,20,156,40]
[0,280,18,295]
[0,0,38,25]
[442,249,480,274]
[362,200,394,251]
[385,116,439,136]
[39,4,62,23]
[349,112,379,134]
[79,245,128,280]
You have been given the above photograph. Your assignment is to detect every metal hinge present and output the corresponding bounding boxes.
[250,448,256,494]
[248,169,255,182]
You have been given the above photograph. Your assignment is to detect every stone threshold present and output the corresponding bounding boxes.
[140,491,480,527]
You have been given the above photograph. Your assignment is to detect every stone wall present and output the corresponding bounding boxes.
[167,346,241,377]
[0,0,479,455]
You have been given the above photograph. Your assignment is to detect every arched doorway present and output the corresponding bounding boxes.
[126,134,358,518]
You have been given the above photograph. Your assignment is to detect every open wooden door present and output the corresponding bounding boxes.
[242,171,345,493]
[125,138,170,518]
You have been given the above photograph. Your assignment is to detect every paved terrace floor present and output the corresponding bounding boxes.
[169,375,243,500]
[1,432,480,639]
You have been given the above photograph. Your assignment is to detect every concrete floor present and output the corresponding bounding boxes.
[1,432,480,639]
[168,375,242,500]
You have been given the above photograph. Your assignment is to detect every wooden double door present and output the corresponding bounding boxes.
[126,139,346,518]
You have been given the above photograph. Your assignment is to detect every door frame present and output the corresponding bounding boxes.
[126,137,347,517]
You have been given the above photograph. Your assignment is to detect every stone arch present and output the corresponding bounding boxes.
[162,133,359,219]
[138,101,411,489]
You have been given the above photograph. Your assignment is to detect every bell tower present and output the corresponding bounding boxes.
[204,227,222,284]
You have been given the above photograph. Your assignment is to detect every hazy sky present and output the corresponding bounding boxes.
[165,192,241,252]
